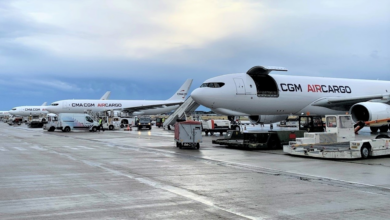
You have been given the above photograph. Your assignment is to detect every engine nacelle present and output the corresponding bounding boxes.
[350,102,390,122]
[248,115,287,124]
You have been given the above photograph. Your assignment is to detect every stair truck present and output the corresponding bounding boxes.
[175,121,202,149]
[44,113,100,132]
[283,115,390,159]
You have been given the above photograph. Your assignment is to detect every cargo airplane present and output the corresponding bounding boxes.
[191,66,390,132]
[10,91,111,117]
[46,79,193,116]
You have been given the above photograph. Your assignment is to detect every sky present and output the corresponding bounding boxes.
[1,0,389,111]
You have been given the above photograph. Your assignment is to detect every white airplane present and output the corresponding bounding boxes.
[10,91,112,117]
[46,79,193,116]
[191,66,390,132]
[0,111,10,118]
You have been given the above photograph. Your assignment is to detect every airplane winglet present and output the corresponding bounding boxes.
[247,66,288,75]
[100,91,111,100]
[41,102,47,106]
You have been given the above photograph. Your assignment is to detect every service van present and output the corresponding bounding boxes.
[44,113,100,132]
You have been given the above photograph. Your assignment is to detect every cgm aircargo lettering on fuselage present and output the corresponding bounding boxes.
[71,103,122,107]
[280,83,352,93]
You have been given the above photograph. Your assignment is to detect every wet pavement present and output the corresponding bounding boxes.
[1,123,390,219]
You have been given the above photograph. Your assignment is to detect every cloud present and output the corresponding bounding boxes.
[6,0,264,59]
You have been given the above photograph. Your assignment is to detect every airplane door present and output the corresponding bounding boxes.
[233,78,246,95]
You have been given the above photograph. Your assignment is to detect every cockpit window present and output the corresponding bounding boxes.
[200,82,225,88]
[51,103,59,106]
[12,108,16,110]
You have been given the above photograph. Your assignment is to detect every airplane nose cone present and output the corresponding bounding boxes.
[191,88,203,104]
[191,88,212,108]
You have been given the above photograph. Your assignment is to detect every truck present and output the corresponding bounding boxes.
[201,119,232,135]
[174,121,202,149]
[98,116,121,130]
[43,113,100,132]
[136,117,152,130]
[278,115,299,127]
[212,130,305,149]
[27,115,46,128]
[282,115,390,159]
[7,116,23,126]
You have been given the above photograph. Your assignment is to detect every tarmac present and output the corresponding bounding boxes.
[1,122,390,220]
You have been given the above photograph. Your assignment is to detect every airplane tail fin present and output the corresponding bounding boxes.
[41,102,47,106]
[100,91,111,100]
[167,79,193,101]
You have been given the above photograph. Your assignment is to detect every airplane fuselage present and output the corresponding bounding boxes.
[191,73,390,116]
[9,106,49,117]
[46,99,180,115]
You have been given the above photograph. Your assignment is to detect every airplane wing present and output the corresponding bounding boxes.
[312,94,390,111]
[122,101,183,113]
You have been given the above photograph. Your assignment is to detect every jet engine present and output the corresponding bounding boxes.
[350,102,390,122]
[248,115,287,124]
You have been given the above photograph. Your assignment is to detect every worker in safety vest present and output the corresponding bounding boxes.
[98,118,104,132]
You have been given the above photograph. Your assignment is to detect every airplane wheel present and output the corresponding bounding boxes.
[205,131,209,136]
[210,131,214,136]
[360,144,370,159]
[370,127,379,133]
[380,125,389,133]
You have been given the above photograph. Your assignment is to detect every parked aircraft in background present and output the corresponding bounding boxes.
[46,79,193,116]
[191,66,390,132]
[10,91,112,117]
[0,111,10,118]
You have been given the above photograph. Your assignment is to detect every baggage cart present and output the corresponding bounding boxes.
[174,121,202,149]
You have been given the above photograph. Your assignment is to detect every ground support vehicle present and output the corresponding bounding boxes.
[137,117,152,130]
[201,119,232,136]
[27,115,46,128]
[174,121,202,149]
[213,130,305,149]
[7,116,23,126]
[298,115,325,132]
[283,115,374,158]
[43,113,99,132]
[155,117,167,128]
[278,115,299,127]
[284,135,390,159]
[98,116,121,130]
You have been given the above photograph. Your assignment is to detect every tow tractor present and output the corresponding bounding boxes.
[284,115,390,159]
